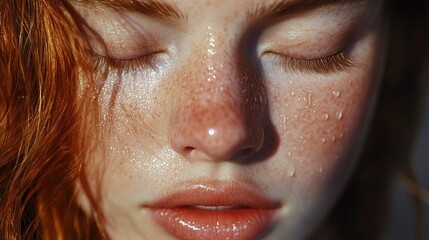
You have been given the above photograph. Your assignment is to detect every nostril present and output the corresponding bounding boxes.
[235,135,264,159]
[240,146,259,156]
[183,146,195,155]
[230,147,253,160]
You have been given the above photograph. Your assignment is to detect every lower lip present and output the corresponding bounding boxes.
[150,207,275,240]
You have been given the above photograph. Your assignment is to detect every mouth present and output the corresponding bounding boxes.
[145,182,280,240]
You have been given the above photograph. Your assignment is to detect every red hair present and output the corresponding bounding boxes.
[0,1,102,239]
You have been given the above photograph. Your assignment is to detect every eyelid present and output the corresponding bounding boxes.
[88,38,162,58]
[88,49,164,72]
[266,51,354,74]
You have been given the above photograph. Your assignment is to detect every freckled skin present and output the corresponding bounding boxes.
[76,0,386,239]
[169,29,265,161]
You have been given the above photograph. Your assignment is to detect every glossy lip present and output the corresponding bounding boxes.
[144,181,280,240]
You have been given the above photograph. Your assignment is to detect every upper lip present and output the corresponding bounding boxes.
[144,180,280,209]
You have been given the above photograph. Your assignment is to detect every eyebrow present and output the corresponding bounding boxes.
[74,0,186,21]
[248,0,375,21]
[75,0,373,23]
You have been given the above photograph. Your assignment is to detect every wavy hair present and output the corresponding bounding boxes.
[0,1,102,239]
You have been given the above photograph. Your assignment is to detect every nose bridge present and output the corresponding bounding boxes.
[182,27,247,126]
[179,28,244,122]
[169,29,264,161]
[200,28,242,104]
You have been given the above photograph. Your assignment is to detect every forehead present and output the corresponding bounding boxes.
[74,0,379,22]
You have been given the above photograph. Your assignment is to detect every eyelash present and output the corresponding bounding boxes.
[88,49,353,75]
[279,51,354,74]
[88,50,162,72]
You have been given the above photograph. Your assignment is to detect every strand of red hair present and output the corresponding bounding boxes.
[0,1,103,239]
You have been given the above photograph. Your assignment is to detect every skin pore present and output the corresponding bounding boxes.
[73,0,386,239]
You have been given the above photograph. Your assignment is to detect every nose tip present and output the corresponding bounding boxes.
[171,103,264,161]
[170,116,264,161]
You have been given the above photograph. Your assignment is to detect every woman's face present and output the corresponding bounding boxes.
[75,0,386,239]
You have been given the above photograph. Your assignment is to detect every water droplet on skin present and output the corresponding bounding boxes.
[332,91,340,97]
[330,136,336,142]
[323,113,329,120]
[287,152,292,157]
[319,167,324,173]
[291,91,295,96]
[336,110,343,120]
[339,133,344,138]
[322,138,327,143]
[304,91,313,108]
[288,167,295,177]
[207,49,216,55]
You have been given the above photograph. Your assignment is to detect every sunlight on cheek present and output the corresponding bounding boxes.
[263,37,382,205]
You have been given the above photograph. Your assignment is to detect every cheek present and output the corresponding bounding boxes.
[260,28,384,193]
[77,70,175,201]
[272,73,372,163]
[265,65,380,198]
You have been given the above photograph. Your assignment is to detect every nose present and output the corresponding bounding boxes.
[169,49,265,162]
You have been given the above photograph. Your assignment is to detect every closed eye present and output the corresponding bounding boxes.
[270,51,354,74]
[87,50,165,72]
